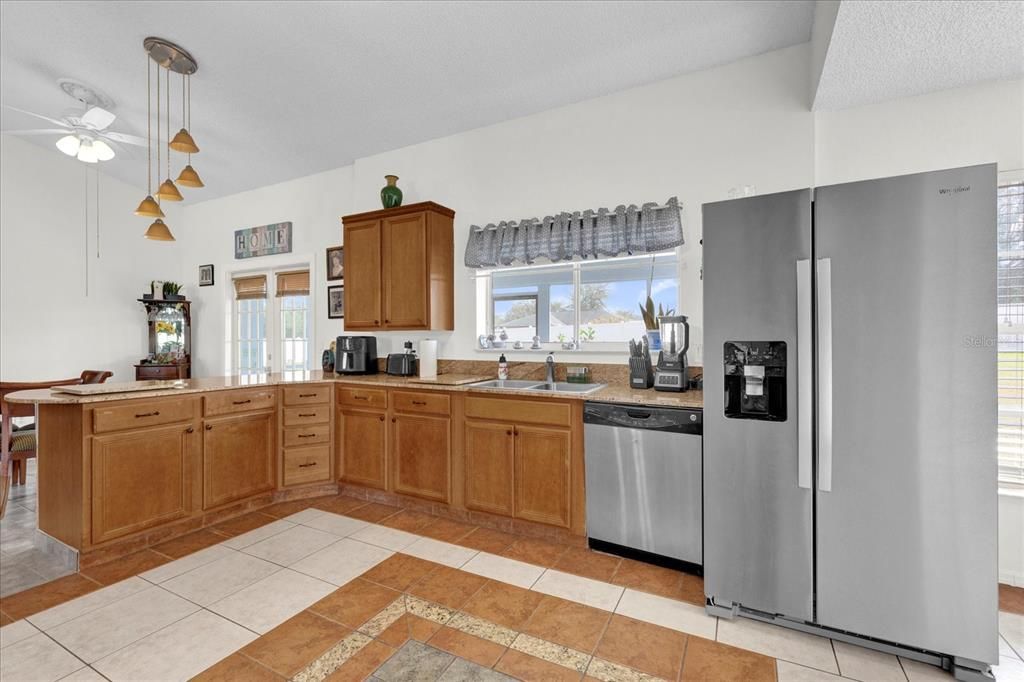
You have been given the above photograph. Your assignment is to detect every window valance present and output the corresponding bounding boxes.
[464,197,683,269]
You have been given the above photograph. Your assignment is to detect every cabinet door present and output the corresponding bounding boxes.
[382,212,429,328]
[91,424,195,543]
[203,411,275,509]
[515,425,571,528]
[344,219,383,328]
[338,408,388,489]
[392,414,450,502]
[464,420,515,516]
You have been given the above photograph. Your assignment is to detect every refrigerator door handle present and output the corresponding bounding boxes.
[797,259,812,489]
[817,257,833,492]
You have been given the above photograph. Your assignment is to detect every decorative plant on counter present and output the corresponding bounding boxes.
[162,281,184,300]
[641,256,674,350]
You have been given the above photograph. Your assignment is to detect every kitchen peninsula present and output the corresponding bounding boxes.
[6,370,702,567]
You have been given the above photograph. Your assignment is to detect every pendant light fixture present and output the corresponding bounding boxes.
[135,54,164,219]
[169,72,199,154]
[175,73,204,188]
[155,67,183,202]
[145,67,173,241]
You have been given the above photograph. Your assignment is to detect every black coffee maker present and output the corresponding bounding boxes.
[335,336,378,375]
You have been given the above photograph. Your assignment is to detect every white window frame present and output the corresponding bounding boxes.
[998,175,1024,488]
[230,263,315,374]
[478,252,680,351]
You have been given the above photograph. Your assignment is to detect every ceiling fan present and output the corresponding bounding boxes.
[2,79,147,163]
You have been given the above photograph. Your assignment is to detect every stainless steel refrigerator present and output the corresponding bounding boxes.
[702,164,998,681]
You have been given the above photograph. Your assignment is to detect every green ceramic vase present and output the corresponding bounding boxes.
[380,175,403,208]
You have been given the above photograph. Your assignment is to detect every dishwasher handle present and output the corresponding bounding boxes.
[583,401,702,435]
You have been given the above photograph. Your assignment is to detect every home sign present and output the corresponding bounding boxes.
[235,222,293,259]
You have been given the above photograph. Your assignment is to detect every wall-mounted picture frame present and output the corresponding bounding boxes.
[326,246,344,281]
[198,264,215,287]
[327,285,345,319]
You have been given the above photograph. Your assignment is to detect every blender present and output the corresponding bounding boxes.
[654,315,689,392]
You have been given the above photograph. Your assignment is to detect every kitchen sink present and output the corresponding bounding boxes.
[469,379,605,395]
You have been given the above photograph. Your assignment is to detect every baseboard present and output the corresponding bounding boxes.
[999,572,1024,587]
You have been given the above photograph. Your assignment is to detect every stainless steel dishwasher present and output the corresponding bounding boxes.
[583,401,702,569]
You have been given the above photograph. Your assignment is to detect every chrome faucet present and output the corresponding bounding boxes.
[545,353,556,384]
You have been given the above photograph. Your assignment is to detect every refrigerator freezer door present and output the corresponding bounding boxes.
[703,189,814,619]
[814,165,998,664]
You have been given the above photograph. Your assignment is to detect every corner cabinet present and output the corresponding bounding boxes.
[341,202,454,331]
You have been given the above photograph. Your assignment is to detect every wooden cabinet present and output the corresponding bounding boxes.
[91,423,195,543]
[203,411,275,509]
[514,425,571,528]
[338,408,388,489]
[391,413,450,503]
[464,420,515,516]
[341,202,454,331]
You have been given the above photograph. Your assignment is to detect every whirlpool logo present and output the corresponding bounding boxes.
[938,185,971,195]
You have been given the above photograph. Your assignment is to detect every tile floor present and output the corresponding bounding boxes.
[0,494,1020,681]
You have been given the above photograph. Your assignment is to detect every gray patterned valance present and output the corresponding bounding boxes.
[464,197,683,269]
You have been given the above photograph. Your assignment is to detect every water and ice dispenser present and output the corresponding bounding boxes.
[723,341,787,421]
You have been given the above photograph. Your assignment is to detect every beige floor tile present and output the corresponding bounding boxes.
[777,660,844,681]
[716,616,838,674]
[300,511,370,538]
[531,569,623,612]
[209,567,336,634]
[614,588,716,639]
[27,577,150,631]
[899,657,954,681]
[140,545,236,584]
[0,632,86,682]
[289,537,393,586]
[57,666,107,681]
[994,655,1024,682]
[461,552,545,589]
[350,523,420,551]
[47,585,199,663]
[281,508,330,525]
[833,640,907,682]
[241,524,340,566]
[220,519,296,549]
[403,536,479,568]
[93,610,257,682]
[160,551,280,606]
[0,618,38,649]
[1003,612,1024,659]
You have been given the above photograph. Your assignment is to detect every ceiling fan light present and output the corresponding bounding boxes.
[176,164,204,188]
[56,134,80,156]
[76,140,98,163]
[156,178,184,201]
[92,139,115,161]
[144,218,175,241]
[134,195,165,218]
[168,128,199,154]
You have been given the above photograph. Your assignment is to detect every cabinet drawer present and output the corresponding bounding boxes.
[337,386,387,409]
[465,396,572,427]
[392,390,450,415]
[282,423,331,448]
[283,445,332,486]
[282,384,331,406]
[283,404,330,426]
[93,397,197,433]
[135,364,184,380]
[204,388,277,417]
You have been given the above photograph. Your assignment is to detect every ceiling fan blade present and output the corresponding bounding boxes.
[3,128,70,136]
[81,106,116,130]
[102,130,147,146]
[2,104,67,128]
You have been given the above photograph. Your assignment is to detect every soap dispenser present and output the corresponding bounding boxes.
[498,353,509,381]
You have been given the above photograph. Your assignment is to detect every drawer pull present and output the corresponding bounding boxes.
[353,395,369,401]
[298,433,316,438]
[135,411,160,418]
[232,399,252,405]
[298,462,317,468]
[299,393,317,398]
[298,412,316,417]
[411,400,427,406]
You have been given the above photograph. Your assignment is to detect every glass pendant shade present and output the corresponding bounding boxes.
[92,139,115,161]
[176,164,204,188]
[77,141,99,163]
[56,134,80,156]
[169,128,199,153]
[144,218,175,241]
[134,195,165,218]
[157,178,184,201]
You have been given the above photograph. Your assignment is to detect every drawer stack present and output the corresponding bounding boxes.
[281,384,334,486]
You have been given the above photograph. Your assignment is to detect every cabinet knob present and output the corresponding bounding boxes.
[385,319,390,323]
[379,416,385,422]
[185,427,194,434]
[392,418,396,423]
[507,430,513,436]
[205,424,213,431]
[374,320,380,324]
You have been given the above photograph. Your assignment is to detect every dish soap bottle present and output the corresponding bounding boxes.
[498,353,509,381]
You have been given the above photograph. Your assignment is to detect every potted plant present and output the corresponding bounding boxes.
[639,298,674,351]
[162,281,185,301]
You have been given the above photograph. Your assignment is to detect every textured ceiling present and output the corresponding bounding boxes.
[813,0,1024,110]
[0,1,814,200]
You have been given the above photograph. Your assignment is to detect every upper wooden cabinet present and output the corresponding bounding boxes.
[341,202,454,331]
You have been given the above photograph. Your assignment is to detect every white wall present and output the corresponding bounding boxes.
[0,134,183,381]
[181,43,816,374]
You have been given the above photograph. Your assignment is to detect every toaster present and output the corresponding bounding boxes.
[386,352,418,376]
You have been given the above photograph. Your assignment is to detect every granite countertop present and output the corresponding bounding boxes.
[5,370,703,410]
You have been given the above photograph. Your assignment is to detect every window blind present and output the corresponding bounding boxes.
[233,275,267,300]
[998,181,1024,486]
[275,270,310,297]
